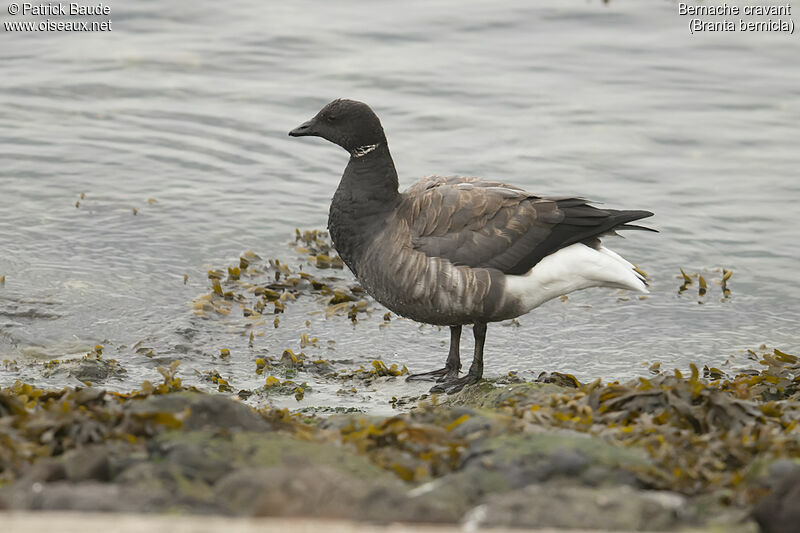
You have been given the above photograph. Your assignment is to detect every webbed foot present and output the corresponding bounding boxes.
[429,372,481,394]
[406,367,459,382]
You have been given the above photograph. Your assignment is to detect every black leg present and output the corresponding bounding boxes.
[430,322,486,394]
[406,325,462,382]
[442,325,462,380]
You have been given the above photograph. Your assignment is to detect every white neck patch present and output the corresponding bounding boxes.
[351,143,379,158]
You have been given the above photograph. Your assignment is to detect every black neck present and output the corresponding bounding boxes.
[338,143,399,205]
[328,143,399,275]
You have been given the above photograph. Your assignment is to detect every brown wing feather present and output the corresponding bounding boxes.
[400,176,556,270]
[399,175,654,276]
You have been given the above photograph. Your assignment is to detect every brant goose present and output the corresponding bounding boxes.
[289,99,655,393]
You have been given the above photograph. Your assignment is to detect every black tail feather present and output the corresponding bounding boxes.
[617,223,658,232]
[504,202,656,275]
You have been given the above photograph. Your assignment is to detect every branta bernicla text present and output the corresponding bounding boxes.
[289,99,655,393]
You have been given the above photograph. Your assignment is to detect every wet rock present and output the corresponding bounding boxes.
[440,381,563,409]
[460,432,648,488]
[214,465,452,522]
[41,357,124,384]
[115,461,169,490]
[2,481,162,513]
[2,430,410,515]
[753,469,800,533]
[183,395,270,431]
[18,459,67,484]
[410,431,650,517]
[72,358,115,383]
[764,459,800,481]
[155,431,392,481]
[63,445,111,482]
[126,392,270,432]
[316,413,387,431]
[464,484,690,531]
[70,385,107,404]
[110,461,181,510]
[136,430,411,514]
[152,434,233,486]
[437,407,508,440]
[535,371,582,388]
[745,457,800,491]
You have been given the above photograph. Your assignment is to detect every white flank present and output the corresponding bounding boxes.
[505,243,648,313]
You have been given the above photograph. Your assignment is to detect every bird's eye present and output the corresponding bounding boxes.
[326,114,337,122]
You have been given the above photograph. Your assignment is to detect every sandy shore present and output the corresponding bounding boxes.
[3,511,743,533]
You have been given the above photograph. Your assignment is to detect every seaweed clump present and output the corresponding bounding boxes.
[0,362,189,484]
[191,231,371,324]
[489,347,800,504]
[678,267,733,300]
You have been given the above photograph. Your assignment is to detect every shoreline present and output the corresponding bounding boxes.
[0,511,754,533]
[2,352,798,532]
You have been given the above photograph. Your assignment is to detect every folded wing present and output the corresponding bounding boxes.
[399,175,654,276]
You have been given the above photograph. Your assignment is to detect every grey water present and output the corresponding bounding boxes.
[1,0,799,411]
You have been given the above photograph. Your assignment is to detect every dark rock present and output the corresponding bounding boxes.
[442,408,504,440]
[316,413,386,431]
[63,446,111,482]
[72,359,113,383]
[440,381,563,409]
[112,461,184,510]
[156,437,233,485]
[183,395,270,432]
[150,431,391,483]
[465,484,689,531]
[2,482,162,513]
[410,431,651,516]
[18,459,67,484]
[765,459,800,480]
[214,465,453,522]
[536,371,582,388]
[41,360,124,384]
[71,386,106,404]
[460,432,648,488]
[115,461,167,488]
[746,457,800,491]
[126,392,270,432]
[2,430,400,515]
[131,429,404,513]
[753,469,800,533]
